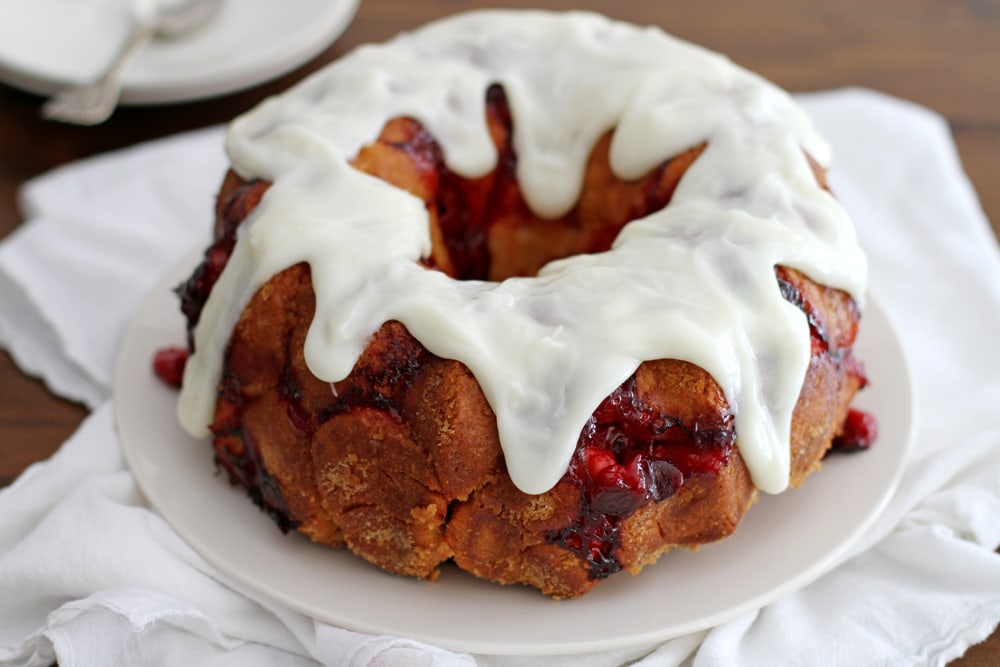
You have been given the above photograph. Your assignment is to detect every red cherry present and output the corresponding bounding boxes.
[832,408,878,451]
[584,446,617,479]
[153,346,189,387]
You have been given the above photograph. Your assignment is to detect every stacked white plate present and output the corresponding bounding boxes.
[0,0,359,103]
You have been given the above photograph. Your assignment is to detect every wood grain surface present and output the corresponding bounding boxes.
[1,0,997,662]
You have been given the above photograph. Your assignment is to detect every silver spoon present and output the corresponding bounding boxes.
[41,0,223,125]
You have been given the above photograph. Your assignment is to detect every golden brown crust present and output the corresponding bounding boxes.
[200,87,866,598]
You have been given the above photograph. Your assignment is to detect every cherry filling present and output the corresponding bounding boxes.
[170,180,268,353]
[433,86,517,280]
[391,85,518,280]
[549,376,735,577]
[777,271,831,355]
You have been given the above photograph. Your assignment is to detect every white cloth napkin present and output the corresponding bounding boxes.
[1,88,999,667]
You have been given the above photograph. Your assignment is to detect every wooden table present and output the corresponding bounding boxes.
[1,0,997,662]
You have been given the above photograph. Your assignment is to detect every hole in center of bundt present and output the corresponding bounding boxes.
[349,84,705,283]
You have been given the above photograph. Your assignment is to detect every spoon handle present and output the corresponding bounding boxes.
[40,17,157,126]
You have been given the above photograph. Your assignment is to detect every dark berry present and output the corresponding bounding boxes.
[548,375,736,577]
[832,408,878,452]
[643,458,684,502]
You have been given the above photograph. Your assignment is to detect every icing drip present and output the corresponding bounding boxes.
[177,10,867,495]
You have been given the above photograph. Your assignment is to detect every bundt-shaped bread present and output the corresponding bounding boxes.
[175,80,867,598]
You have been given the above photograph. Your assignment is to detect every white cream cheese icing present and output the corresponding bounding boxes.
[176,9,867,496]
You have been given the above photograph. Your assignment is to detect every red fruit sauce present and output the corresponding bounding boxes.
[549,376,734,576]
